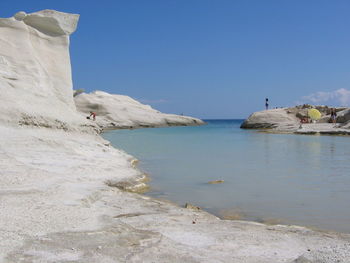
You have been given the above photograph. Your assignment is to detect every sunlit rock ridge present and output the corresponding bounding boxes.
[74,91,204,129]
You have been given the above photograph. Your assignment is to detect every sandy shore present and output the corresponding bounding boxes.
[1,124,350,263]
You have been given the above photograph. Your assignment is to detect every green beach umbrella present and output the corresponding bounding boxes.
[308,108,321,120]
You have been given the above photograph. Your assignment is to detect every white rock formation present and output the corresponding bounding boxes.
[241,106,350,134]
[0,10,85,129]
[75,91,204,129]
[0,10,202,131]
[241,108,299,129]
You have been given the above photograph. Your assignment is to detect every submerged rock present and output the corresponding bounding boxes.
[185,203,201,211]
[208,180,225,184]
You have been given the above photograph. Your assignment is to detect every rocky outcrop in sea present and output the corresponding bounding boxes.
[241,105,350,135]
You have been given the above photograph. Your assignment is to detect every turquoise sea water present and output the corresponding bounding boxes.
[103,120,350,233]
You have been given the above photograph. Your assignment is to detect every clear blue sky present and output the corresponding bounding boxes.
[2,1,350,119]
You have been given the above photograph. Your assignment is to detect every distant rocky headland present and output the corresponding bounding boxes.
[241,105,350,135]
[74,91,204,130]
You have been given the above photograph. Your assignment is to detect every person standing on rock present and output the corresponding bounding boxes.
[89,111,96,121]
[331,108,337,124]
[265,98,269,110]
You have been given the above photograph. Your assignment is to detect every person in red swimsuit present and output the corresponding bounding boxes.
[89,111,96,121]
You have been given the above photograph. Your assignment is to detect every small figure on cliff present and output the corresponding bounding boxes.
[265,98,269,110]
[300,117,308,124]
[330,108,337,124]
[88,111,96,121]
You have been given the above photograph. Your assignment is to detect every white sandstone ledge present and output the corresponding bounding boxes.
[74,91,205,130]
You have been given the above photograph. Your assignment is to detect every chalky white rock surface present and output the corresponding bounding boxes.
[1,10,350,263]
[0,10,86,130]
[75,91,204,129]
[241,108,299,129]
[0,9,202,131]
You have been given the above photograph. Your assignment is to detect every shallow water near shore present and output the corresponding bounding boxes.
[103,120,350,233]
